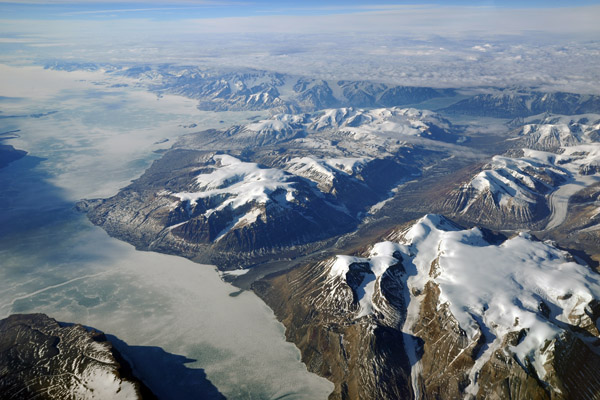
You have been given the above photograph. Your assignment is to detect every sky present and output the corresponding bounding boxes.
[0,1,599,92]
[0,1,598,37]
[1,0,600,20]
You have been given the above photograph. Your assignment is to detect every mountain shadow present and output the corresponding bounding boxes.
[105,334,226,400]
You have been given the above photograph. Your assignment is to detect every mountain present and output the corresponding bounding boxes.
[179,106,462,150]
[0,313,154,399]
[42,61,600,399]
[335,80,455,109]
[81,107,462,268]
[292,78,340,110]
[513,114,600,151]
[440,151,570,229]
[134,66,457,112]
[44,62,457,113]
[441,90,600,118]
[439,114,600,231]
[305,107,457,142]
[44,62,600,119]
[165,70,290,113]
[254,214,600,399]
[84,152,358,260]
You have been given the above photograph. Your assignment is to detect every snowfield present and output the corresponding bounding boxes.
[175,154,298,211]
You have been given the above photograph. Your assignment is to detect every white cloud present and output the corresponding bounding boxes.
[2,5,600,36]
[164,6,600,35]
[1,5,599,94]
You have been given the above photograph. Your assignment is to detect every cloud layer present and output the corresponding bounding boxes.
[1,4,599,93]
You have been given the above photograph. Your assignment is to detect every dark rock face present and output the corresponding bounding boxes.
[337,81,455,108]
[441,91,600,118]
[0,313,154,400]
[254,258,414,400]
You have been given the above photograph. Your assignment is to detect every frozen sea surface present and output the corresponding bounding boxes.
[0,64,333,399]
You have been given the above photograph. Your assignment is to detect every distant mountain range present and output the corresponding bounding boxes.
[45,62,600,118]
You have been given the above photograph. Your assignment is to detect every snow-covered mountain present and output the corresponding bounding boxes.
[442,151,569,228]
[220,113,308,146]
[84,151,358,259]
[255,214,600,399]
[306,107,455,141]
[514,114,600,151]
[166,154,358,248]
[182,106,461,151]
[441,114,600,230]
[128,67,291,112]
[81,147,411,267]
[249,107,457,142]
[0,314,152,399]
[82,106,462,267]
[284,156,370,192]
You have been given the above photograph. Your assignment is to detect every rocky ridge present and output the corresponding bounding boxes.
[441,91,600,118]
[513,113,600,151]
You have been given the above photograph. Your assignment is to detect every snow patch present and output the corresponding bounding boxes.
[175,154,297,213]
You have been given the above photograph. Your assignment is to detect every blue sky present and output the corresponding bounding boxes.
[1,0,600,20]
